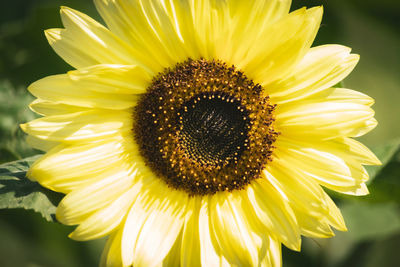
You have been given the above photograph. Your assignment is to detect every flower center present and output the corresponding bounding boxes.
[177,92,249,167]
[134,59,278,195]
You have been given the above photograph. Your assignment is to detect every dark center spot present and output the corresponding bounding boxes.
[178,93,249,167]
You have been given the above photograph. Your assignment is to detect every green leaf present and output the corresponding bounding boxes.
[363,139,400,203]
[0,80,37,161]
[365,139,400,181]
[340,202,400,242]
[0,147,19,164]
[0,156,64,222]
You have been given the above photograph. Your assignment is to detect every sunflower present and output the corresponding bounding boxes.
[21,0,380,266]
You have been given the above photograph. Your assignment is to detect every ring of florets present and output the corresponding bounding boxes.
[134,58,278,195]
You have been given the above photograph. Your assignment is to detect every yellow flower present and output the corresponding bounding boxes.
[21,0,380,266]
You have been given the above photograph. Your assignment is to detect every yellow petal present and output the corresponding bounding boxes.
[249,175,301,251]
[321,192,347,231]
[276,101,375,139]
[189,0,232,60]
[94,0,195,72]
[281,136,380,166]
[260,236,282,267]
[46,7,148,70]
[269,45,359,103]
[353,117,378,137]
[45,28,96,69]
[28,138,127,193]
[28,66,147,110]
[342,137,381,165]
[265,159,331,218]
[29,99,88,116]
[100,230,127,267]
[209,192,264,266]
[198,197,230,267]
[162,230,183,267]
[180,197,202,267]
[311,88,375,106]
[275,139,370,195]
[265,157,337,238]
[66,64,151,94]
[56,162,140,225]
[238,7,323,86]
[25,135,59,152]
[21,110,131,142]
[296,214,335,238]
[121,180,188,267]
[217,0,290,63]
[69,185,139,241]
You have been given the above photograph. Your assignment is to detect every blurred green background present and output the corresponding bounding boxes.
[0,0,399,266]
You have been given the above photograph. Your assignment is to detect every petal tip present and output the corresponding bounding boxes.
[19,123,28,133]
[55,200,72,225]
[67,231,76,240]
[44,28,62,43]
[374,157,383,166]
[306,5,324,20]
[60,6,75,16]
